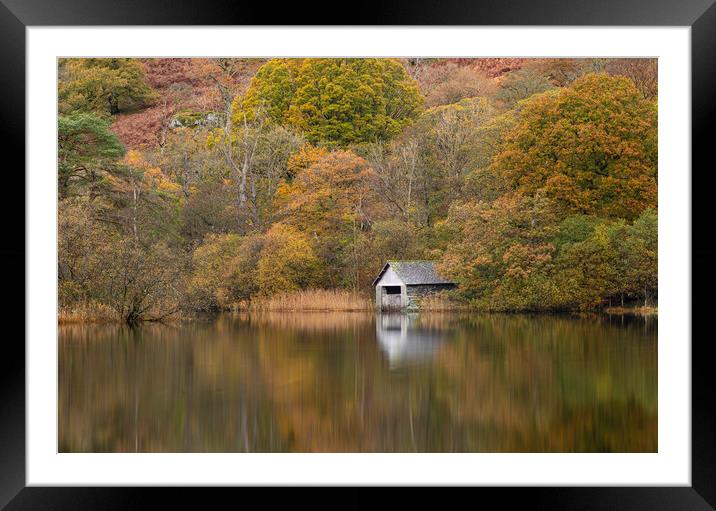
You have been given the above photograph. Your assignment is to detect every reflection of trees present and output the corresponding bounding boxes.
[425,314,657,451]
[59,313,656,452]
[59,322,285,452]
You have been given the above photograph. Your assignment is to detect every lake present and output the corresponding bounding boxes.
[58,312,657,452]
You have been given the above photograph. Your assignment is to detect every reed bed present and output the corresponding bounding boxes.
[248,289,373,311]
[58,302,121,324]
[604,305,658,316]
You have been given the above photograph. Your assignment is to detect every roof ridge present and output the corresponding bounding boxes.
[387,259,437,263]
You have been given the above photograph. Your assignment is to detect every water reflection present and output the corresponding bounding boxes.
[59,312,657,453]
[376,313,446,368]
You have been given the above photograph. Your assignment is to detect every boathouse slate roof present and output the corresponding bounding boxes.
[372,260,454,287]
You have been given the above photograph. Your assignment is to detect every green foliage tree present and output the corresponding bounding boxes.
[58,113,125,199]
[238,58,423,146]
[551,209,657,309]
[59,58,157,115]
[619,209,658,305]
[240,59,299,124]
[440,196,658,311]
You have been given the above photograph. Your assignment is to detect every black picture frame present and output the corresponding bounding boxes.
[2,0,711,507]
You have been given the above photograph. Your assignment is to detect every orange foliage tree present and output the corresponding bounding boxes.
[490,73,657,220]
[275,150,380,287]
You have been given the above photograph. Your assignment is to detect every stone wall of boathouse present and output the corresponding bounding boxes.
[405,283,455,310]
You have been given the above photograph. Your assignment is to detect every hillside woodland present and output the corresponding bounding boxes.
[57,58,658,321]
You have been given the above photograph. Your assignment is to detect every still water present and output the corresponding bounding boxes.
[59,312,657,452]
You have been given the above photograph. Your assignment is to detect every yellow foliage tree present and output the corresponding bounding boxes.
[59,58,157,115]
[256,223,321,295]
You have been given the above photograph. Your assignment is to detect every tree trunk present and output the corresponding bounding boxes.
[108,94,119,115]
[249,174,259,228]
[181,153,191,198]
[132,181,139,241]
[59,176,69,200]
[238,157,248,210]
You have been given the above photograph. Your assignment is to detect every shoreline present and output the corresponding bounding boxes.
[58,304,658,325]
[603,306,658,316]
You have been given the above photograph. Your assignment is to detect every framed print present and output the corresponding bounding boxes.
[3,0,712,507]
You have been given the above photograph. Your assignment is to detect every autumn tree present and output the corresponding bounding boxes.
[196,59,269,232]
[491,73,658,220]
[418,97,498,204]
[526,58,607,87]
[59,58,157,115]
[256,223,321,294]
[553,222,621,308]
[364,138,422,222]
[246,126,305,229]
[438,193,559,308]
[418,63,497,107]
[59,198,185,322]
[375,97,498,224]
[207,102,266,231]
[239,58,423,146]
[352,218,427,288]
[240,58,300,124]
[606,58,658,100]
[112,150,182,242]
[188,233,263,308]
[439,195,658,311]
[285,143,328,180]
[495,67,554,108]
[275,150,379,287]
[180,181,238,241]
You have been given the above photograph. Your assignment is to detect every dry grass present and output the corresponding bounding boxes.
[231,310,373,332]
[604,305,658,316]
[247,289,373,311]
[58,302,121,324]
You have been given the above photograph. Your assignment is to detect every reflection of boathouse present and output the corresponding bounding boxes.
[376,313,444,367]
[372,261,455,311]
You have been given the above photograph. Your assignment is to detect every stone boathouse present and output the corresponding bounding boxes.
[373,260,455,311]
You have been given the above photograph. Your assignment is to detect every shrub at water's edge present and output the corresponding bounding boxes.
[58,289,656,324]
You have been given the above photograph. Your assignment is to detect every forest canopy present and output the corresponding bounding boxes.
[238,58,424,146]
[57,57,658,321]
